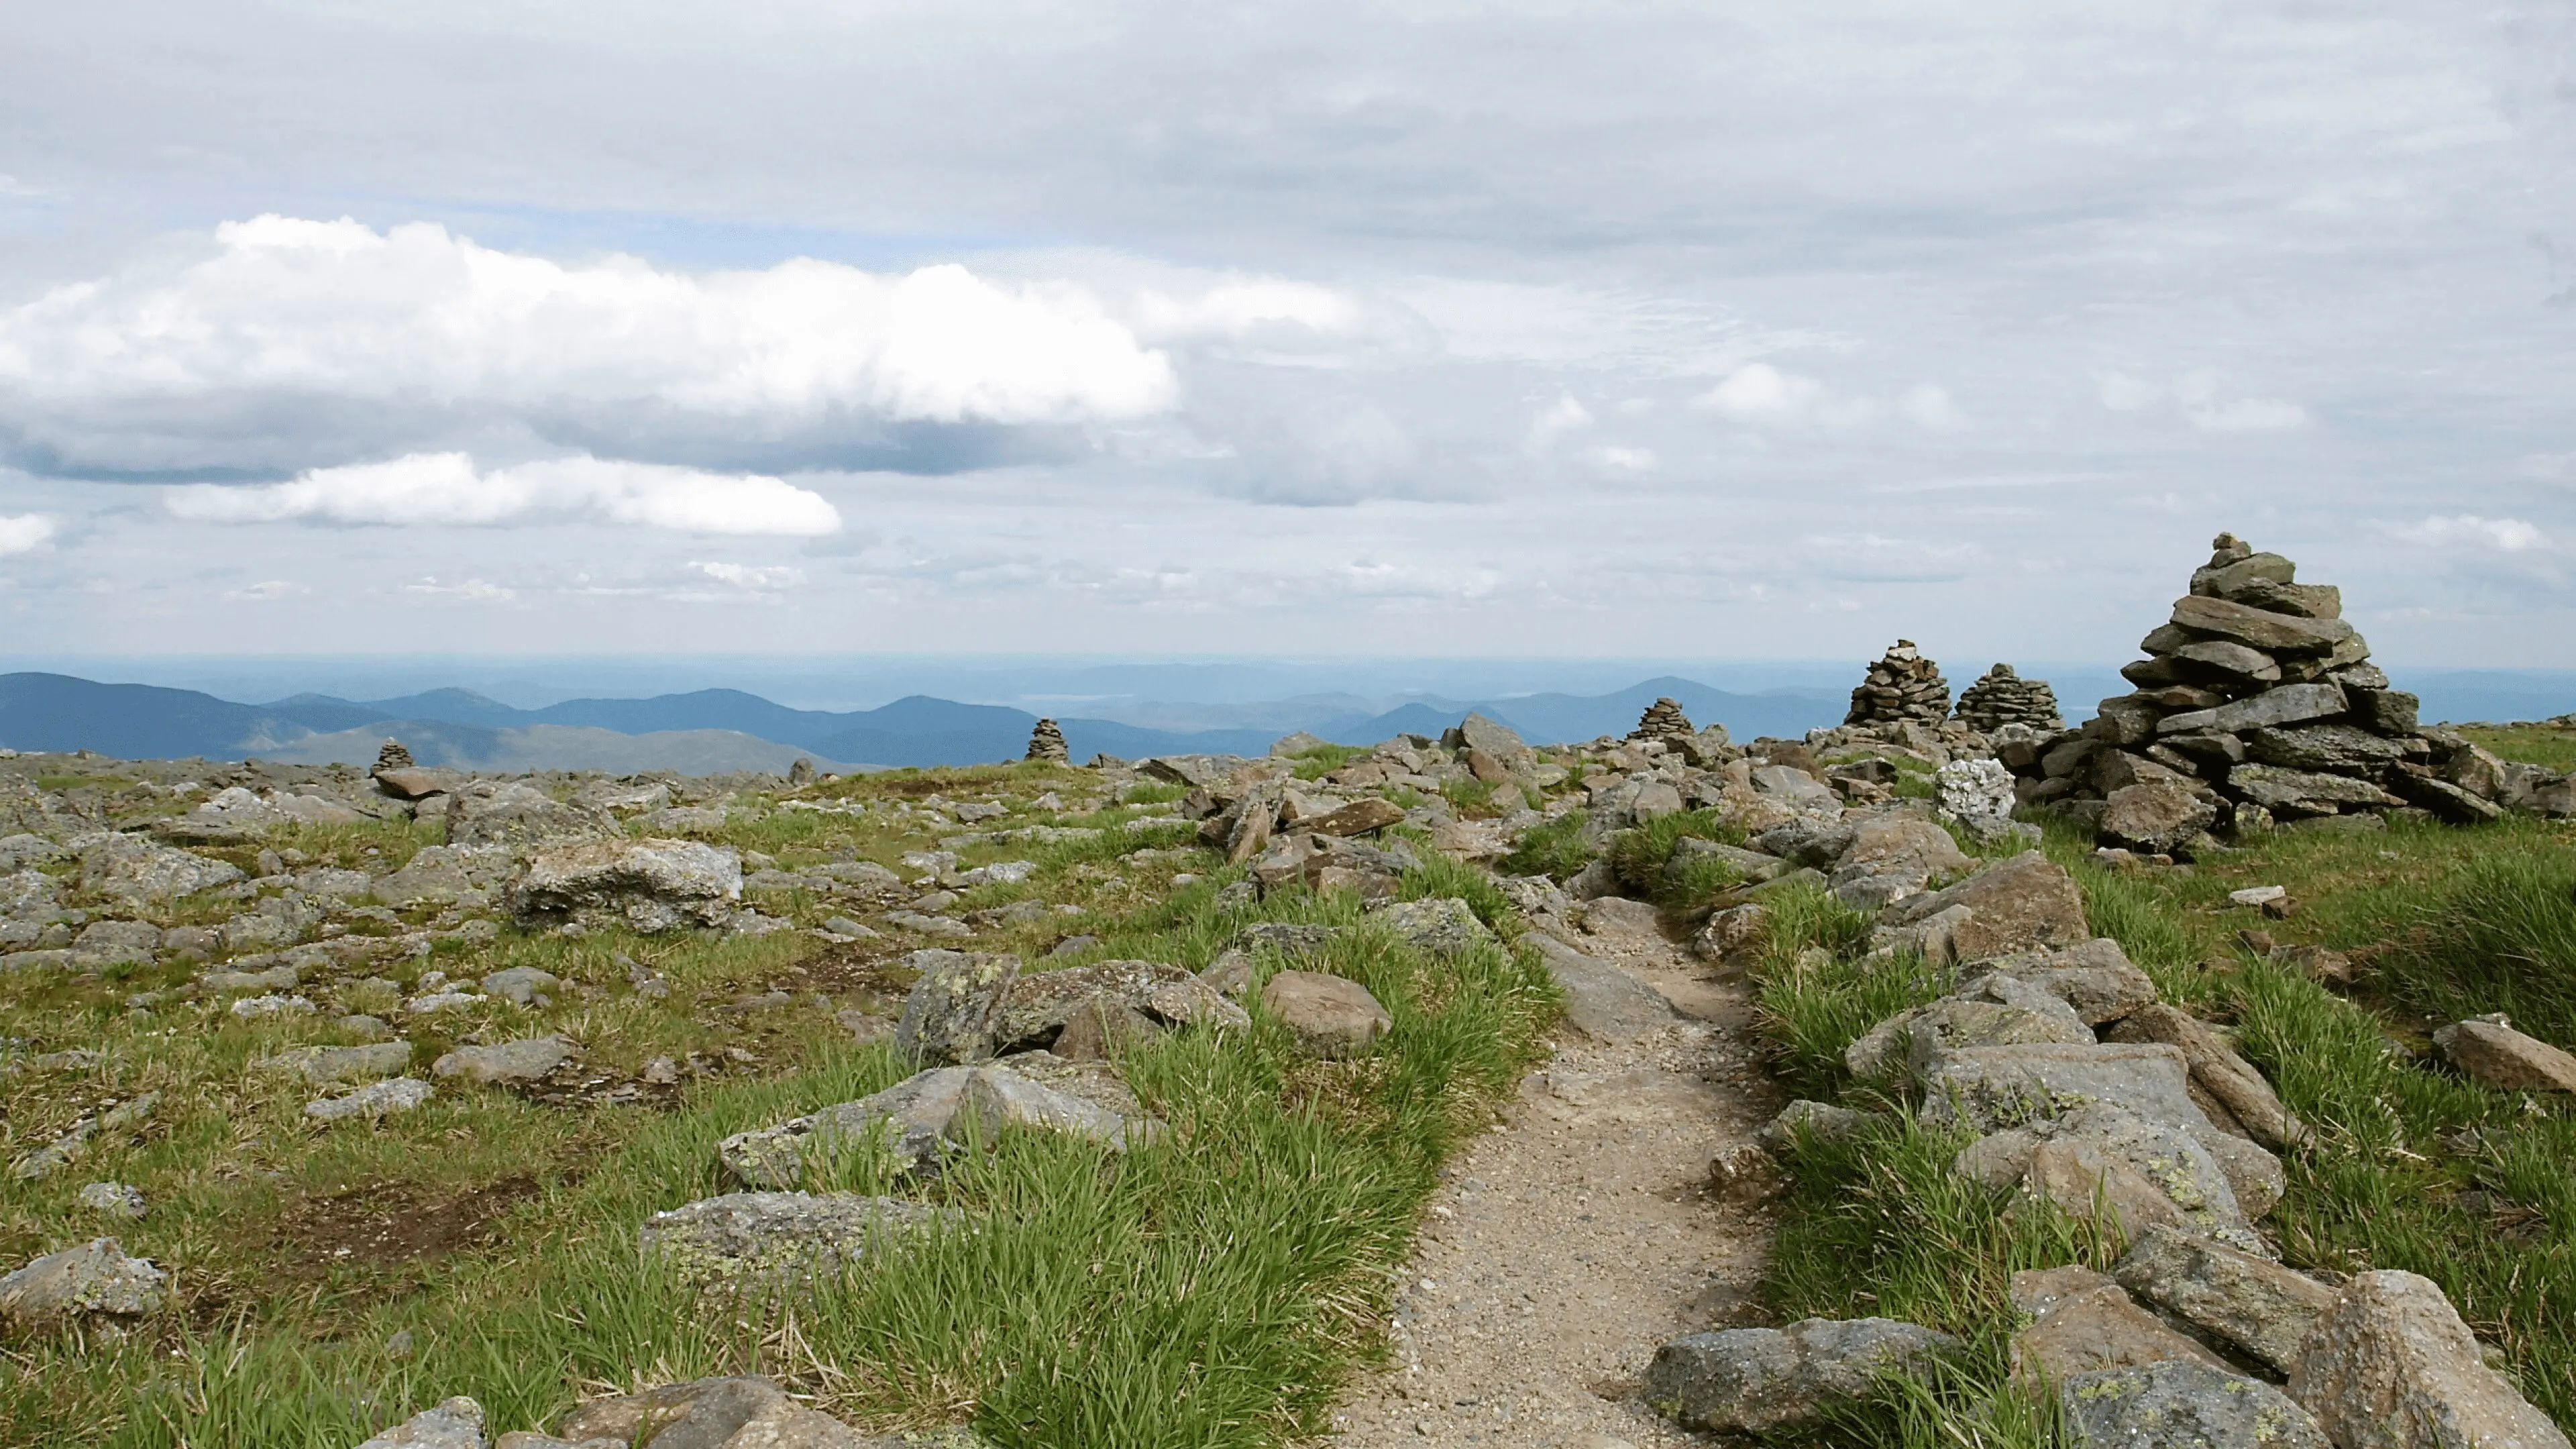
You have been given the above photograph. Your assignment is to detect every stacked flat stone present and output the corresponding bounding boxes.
[2004,533,2512,848]
[373,739,415,773]
[1953,665,2063,733]
[1845,641,1951,727]
[1026,719,1070,764]
[1628,697,1695,743]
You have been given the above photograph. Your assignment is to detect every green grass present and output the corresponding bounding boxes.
[2467,724,2576,773]
[1744,808,2576,1438]
[1496,810,1593,883]
[0,764,1558,1449]
[1605,808,1750,906]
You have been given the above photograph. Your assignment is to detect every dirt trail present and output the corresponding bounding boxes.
[1330,923,1783,1448]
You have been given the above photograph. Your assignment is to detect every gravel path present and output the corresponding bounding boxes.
[1329,923,1784,1448]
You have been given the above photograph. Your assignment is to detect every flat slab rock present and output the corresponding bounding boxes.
[2434,1016,2576,1093]
[718,1058,1160,1189]
[432,1035,575,1085]
[507,1375,992,1448]
[1259,969,1393,1057]
[0,1236,168,1322]
[1523,932,1675,1040]
[1643,1317,1957,1434]
[639,1191,948,1287]
[2290,1270,2572,1449]
[2061,1359,2328,1448]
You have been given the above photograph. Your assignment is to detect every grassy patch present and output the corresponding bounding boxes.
[1497,810,1593,883]
[0,767,1557,1449]
[2466,723,2576,773]
[1605,808,1748,904]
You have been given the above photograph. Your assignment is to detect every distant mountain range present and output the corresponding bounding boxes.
[3,665,2563,774]
[0,670,1851,772]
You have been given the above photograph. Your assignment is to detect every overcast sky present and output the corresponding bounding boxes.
[1,1,2571,672]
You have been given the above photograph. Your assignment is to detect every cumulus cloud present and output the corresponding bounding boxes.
[2385,514,2549,551]
[0,215,1181,474]
[2100,371,2308,431]
[689,561,803,590]
[1526,394,1592,449]
[1696,363,1875,427]
[1899,384,1964,429]
[0,513,53,554]
[162,453,841,535]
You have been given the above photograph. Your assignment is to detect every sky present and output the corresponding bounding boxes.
[1,1,2572,672]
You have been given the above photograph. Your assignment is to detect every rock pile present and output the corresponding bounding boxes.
[374,739,415,772]
[1951,664,2061,733]
[1026,718,1069,764]
[1843,641,1950,727]
[2003,533,2561,851]
[1627,696,1693,743]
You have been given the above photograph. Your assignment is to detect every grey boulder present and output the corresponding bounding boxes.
[2061,1360,2328,1448]
[511,838,742,933]
[2289,1270,2571,1449]
[359,1397,488,1449]
[639,1191,946,1288]
[1259,969,1394,1058]
[431,1036,575,1086]
[1644,1317,1956,1434]
[0,1237,167,1322]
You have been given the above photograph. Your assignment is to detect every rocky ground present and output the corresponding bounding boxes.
[7,572,2576,1447]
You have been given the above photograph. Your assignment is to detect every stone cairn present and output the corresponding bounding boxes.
[1952,664,2063,733]
[2002,533,2518,851]
[1026,718,1070,764]
[1627,697,1695,743]
[372,739,414,773]
[1844,641,1950,727]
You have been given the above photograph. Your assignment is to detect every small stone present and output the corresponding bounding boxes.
[431,1036,575,1086]
[307,1077,435,1121]
[76,1181,148,1219]
[356,1397,488,1449]
[480,967,561,1006]
[1645,1317,1957,1434]
[1260,970,1393,1058]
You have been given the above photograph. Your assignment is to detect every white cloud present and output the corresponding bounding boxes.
[0,216,1179,464]
[162,453,841,535]
[402,576,515,601]
[1526,394,1592,449]
[1696,363,1874,427]
[2096,372,2160,412]
[1899,384,1964,429]
[2518,451,2576,484]
[2177,371,2308,432]
[1595,445,1656,471]
[0,513,54,554]
[226,580,305,600]
[2385,514,2549,551]
[689,560,803,590]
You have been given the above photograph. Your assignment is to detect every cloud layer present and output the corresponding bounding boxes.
[162,453,841,535]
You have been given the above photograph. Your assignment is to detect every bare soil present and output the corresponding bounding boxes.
[1330,924,1783,1448]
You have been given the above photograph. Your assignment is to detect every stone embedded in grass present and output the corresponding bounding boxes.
[2114,1224,2335,1376]
[1371,896,1496,957]
[894,949,1021,1065]
[1959,937,2157,1026]
[1259,969,1394,1058]
[2433,1015,2576,1093]
[1758,1100,1877,1152]
[479,967,560,1006]
[510,837,743,934]
[1578,896,1662,938]
[2099,781,2220,855]
[2105,1004,2310,1150]
[72,830,244,903]
[230,992,315,1018]
[985,959,1248,1055]
[1645,1316,1957,1435]
[76,1181,147,1219]
[2290,1271,2571,1449]
[2006,1265,2229,1381]
[306,1077,434,1122]
[431,1034,575,1086]
[0,1237,167,1323]
[1523,932,1675,1040]
[1874,851,2091,965]
[2059,1360,2328,1449]
[354,1396,486,1449]
[718,1059,1161,1191]
[256,1040,413,1084]
[639,1191,948,1289]
[546,1374,967,1449]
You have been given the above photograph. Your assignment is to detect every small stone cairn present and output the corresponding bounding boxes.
[1026,719,1070,765]
[1627,697,1695,743]
[1952,664,2063,733]
[1845,641,1950,727]
[2002,533,2548,851]
[372,739,414,773]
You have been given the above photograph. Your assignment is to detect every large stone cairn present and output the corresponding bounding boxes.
[2003,533,2522,851]
[1953,664,2063,733]
[372,739,415,773]
[1628,697,1694,743]
[1025,719,1070,765]
[1845,641,1950,727]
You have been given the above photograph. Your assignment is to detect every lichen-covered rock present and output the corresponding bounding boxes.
[444,782,617,847]
[1373,896,1496,957]
[894,951,1022,1065]
[431,1035,574,1086]
[2289,1270,2572,1449]
[73,832,243,902]
[2114,1225,2334,1375]
[639,1192,946,1287]
[2008,1265,2229,1381]
[360,1397,488,1449]
[1876,852,2091,965]
[549,1376,874,1448]
[0,1237,167,1322]
[2106,1004,2308,1150]
[257,1040,413,1084]
[2061,1360,2328,1448]
[1645,1317,1957,1434]
[306,1077,435,1122]
[984,959,1248,1055]
[511,837,741,932]
[1259,969,1394,1057]
[2099,782,2220,855]
[718,1061,1160,1190]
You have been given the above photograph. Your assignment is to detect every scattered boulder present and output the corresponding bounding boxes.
[511,838,742,933]
[257,1040,413,1085]
[74,832,244,903]
[431,1036,575,1087]
[1259,970,1393,1057]
[2433,1015,2576,1093]
[1580,896,1664,938]
[2289,1270,2571,1449]
[1374,896,1495,957]
[2100,782,2220,855]
[2007,1265,2229,1381]
[1875,853,2092,965]
[985,959,1247,1055]
[2059,1360,2328,1448]
[0,1237,167,1322]
[639,1191,946,1288]
[1523,932,1675,1040]
[894,951,1022,1065]
[718,1061,1160,1189]
[444,782,618,847]
[1644,1317,1957,1435]
[358,1397,488,1449]
[307,1077,435,1122]
[2114,1224,2334,1375]
[481,967,561,1007]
